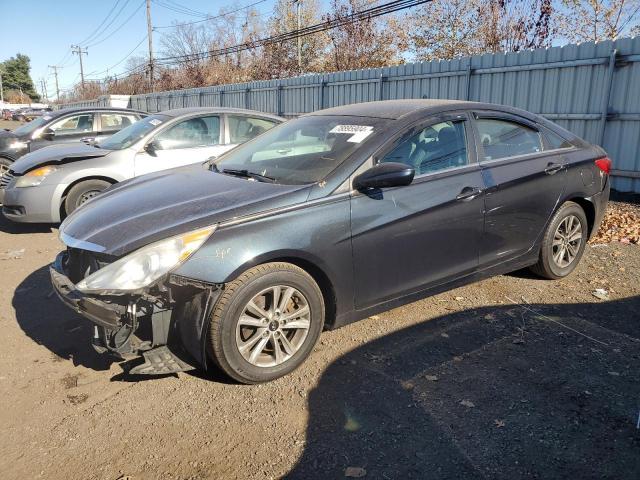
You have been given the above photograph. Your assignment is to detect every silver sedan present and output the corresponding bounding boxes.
[0,107,283,223]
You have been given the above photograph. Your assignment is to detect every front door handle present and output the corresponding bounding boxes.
[544,162,564,175]
[456,186,482,201]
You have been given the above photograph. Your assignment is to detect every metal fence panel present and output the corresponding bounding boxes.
[62,37,640,192]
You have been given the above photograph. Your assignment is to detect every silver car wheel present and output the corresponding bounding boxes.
[235,285,311,368]
[77,190,101,207]
[0,163,9,177]
[552,214,583,268]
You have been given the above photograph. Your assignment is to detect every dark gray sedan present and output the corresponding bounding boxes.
[50,100,610,383]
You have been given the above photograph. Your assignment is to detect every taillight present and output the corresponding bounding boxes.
[595,157,611,174]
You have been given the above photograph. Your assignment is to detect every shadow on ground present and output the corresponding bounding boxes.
[287,296,640,479]
[13,265,115,370]
[0,213,53,235]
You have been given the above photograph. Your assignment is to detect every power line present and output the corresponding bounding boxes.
[77,0,123,46]
[154,0,430,66]
[152,0,210,18]
[86,34,148,78]
[153,0,268,29]
[83,0,132,47]
[86,0,144,48]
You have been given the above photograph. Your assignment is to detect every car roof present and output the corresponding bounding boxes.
[158,106,285,122]
[50,106,147,117]
[304,99,539,121]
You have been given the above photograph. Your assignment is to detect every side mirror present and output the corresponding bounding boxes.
[144,140,160,156]
[41,127,55,141]
[353,162,415,190]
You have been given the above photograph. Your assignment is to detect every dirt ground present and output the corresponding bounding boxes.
[0,200,638,480]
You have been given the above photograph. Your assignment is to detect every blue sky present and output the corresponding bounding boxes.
[0,0,280,99]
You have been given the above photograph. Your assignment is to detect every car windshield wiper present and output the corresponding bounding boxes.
[220,168,277,183]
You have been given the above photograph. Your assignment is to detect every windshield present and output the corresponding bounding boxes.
[100,114,169,150]
[214,115,384,185]
[13,116,50,136]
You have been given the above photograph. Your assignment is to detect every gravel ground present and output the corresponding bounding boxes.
[0,206,638,480]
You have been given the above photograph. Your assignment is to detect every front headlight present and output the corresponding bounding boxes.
[8,140,28,150]
[76,225,216,292]
[15,165,58,187]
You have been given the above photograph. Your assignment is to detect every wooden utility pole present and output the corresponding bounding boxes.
[146,0,154,91]
[48,65,61,102]
[294,0,303,74]
[71,45,88,91]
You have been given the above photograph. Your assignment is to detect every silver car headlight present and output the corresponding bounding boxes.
[8,140,28,150]
[76,225,216,292]
[15,165,58,188]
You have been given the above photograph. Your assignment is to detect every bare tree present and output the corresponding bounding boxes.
[322,0,407,71]
[555,0,640,42]
[256,0,328,79]
[409,0,554,61]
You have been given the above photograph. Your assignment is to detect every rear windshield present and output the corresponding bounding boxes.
[214,115,385,185]
[100,114,169,150]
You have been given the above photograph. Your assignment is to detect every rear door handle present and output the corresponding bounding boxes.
[544,162,564,175]
[456,186,482,201]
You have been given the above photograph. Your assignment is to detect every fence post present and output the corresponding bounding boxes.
[245,88,251,109]
[198,90,203,107]
[378,74,387,101]
[319,80,326,109]
[219,90,224,107]
[156,96,159,112]
[465,63,473,101]
[277,85,283,116]
[598,48,617,146]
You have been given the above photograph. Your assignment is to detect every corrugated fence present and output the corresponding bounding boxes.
[64,37,640,192]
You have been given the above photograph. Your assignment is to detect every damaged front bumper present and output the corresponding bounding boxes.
[50,251,222,375]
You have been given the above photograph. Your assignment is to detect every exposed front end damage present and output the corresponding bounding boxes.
[50,249,222,375]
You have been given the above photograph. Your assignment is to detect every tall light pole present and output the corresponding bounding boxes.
[71,45,88,91]
[0,71,4,104]
[146,0,154,91]
[48,65,61,102]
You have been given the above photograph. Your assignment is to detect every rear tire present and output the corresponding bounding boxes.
[530,201,588,279]
[207,262,324,384]
[64,179,111,216]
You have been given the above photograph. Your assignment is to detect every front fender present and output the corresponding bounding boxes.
[173,195,354,319]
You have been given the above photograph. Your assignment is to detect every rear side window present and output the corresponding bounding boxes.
[381,120,468,175]
[228,116,278,144]
[155,115,220,149]
[476,118,542,161]
[544,129,573,150]
[100,113,139,132]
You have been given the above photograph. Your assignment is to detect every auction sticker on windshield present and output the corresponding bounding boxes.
[330,124,374,143]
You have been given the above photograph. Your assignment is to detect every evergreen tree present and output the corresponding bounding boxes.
[1,53,40,101]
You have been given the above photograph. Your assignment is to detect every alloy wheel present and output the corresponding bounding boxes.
[552,214,583,268]
[235,285,311,367]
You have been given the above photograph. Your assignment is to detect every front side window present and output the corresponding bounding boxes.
[100,113,139,132]
[155,115,220,150]
[50,113,95,135]
[476,118,542,161]
[100,114,170,150]
[228,116,278,144]
[381,120,468,175]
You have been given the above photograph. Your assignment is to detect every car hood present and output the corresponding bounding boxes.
[60,163,312,257]
[0,129,18,146]
[10,143,110,174]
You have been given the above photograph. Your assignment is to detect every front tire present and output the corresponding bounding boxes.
[207,262,324,384]
[64,179,111,216]
[530,201,588,279]
[0,157,12,177]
